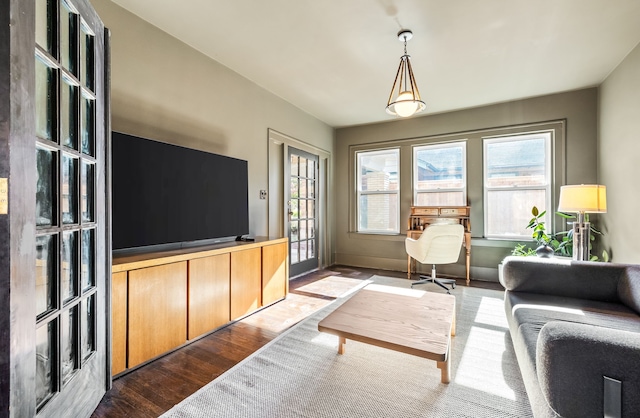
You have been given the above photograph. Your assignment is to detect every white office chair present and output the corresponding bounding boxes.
[405,223,464,294]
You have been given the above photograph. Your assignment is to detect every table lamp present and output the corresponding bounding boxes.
[557,184,607,261]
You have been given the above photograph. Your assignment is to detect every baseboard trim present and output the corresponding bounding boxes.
[333,253,500,282]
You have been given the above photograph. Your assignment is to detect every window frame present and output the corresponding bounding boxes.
[483,131,553,240]
[347,120,565,241]
[355,147,401,234]
[412,141,467,206]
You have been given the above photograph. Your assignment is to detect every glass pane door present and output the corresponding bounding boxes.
[288,147,319,277]
[34,0,107,416]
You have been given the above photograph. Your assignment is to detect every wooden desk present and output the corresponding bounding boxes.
[406,206,471,285]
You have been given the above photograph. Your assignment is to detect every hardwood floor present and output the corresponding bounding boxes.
[91,266,502,418]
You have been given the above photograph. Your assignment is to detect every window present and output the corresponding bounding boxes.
[413,142,466,206]
[356,148,399,233]
[484,132,552,239]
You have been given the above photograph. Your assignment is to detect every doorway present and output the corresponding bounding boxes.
[267,129,331,279]
[288,147,319,277]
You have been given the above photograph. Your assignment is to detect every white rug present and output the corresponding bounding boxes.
[162,276,532,417]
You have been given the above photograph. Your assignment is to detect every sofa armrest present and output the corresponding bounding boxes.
[537,321,640,417]
[500,256,625,302]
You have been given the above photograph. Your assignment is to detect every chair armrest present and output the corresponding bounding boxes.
[537,321,640,417]
[500,256,625,302]
[405,237,423,263]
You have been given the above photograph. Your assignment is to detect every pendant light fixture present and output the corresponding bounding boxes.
[386,29,426,118]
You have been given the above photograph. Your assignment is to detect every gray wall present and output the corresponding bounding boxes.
[599,42,640,263]
[93,0,638,275]
[335,89,598,280]
[93,0,334,240]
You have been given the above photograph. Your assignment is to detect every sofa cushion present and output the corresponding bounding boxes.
[505,291,640,334]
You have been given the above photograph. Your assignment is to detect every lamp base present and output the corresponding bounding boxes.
[572,220,590,261]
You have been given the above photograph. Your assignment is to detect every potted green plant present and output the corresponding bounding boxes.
[527,206,557,257]
[502,206,608,283]
[511,206,609,261]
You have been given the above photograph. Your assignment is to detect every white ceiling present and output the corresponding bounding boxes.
[110,0,640,128]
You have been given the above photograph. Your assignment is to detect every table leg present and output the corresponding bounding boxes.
[437,360,450,384]
[338,336,346,354]
[464,232,471,285]
[451,308,456,337]
[407,255,411,279]
[437,343,451,384]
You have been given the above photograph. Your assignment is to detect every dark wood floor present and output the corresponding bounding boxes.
[91,266,502,418]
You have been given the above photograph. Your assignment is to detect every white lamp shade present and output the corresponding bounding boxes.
[557,184,607,213]
[393,91,419,117]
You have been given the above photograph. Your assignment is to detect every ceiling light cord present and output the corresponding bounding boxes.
[402,35,409,92]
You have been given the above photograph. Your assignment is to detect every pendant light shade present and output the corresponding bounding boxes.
[386,30,426,118]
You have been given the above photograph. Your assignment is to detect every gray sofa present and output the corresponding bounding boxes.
[500,256,640,418]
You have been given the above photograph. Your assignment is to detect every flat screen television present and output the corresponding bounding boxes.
[111,131,249,252]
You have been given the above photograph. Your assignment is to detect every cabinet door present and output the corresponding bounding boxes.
[230,248,262,320]
[128,262,187,368]
[262,242,288,306]
[111,272,128,375]
[188,254,230,340]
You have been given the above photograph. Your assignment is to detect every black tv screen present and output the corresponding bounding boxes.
[111,132,249,251]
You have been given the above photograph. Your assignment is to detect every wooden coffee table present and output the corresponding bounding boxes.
[317,284,456,383]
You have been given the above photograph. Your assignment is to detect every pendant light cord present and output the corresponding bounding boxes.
[403,35,409,92]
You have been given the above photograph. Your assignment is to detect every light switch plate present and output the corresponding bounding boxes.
[0,178,7,214]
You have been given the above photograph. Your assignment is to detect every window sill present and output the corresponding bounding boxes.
[346,233,539,249]
[348,232,405,242]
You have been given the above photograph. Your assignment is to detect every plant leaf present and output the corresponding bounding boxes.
[556,211,574,219]
[590,225,603,235]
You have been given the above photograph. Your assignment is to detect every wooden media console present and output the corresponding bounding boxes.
[111,237,288,376]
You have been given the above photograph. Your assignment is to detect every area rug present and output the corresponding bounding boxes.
[162,276,533,417]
